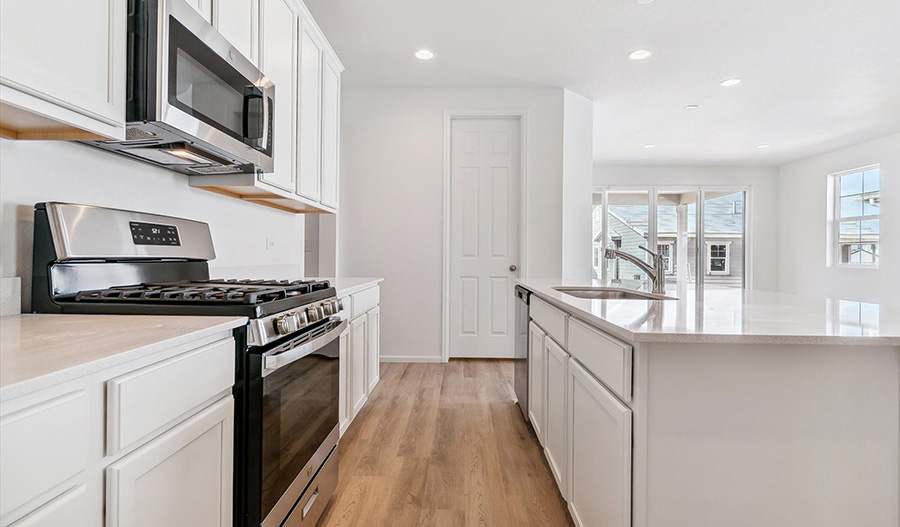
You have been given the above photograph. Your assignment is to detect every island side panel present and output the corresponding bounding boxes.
[642,342,899,527]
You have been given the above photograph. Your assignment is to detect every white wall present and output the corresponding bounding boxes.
[338,87,565,360]
[777,133,900,304]
[593,165,780,292]
[0,140,306,312]
[561,90,595,282]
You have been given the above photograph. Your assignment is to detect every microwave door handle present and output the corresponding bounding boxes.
[260,91,269,152]
[242,89,263,144]
[262,319,347,376]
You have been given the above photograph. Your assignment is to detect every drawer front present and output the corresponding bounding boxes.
[106,338,235,455]
[10,484,90,527]
[567,318,632,402]
[530,296,567,348]
[350,286,380,319]
[0,391,90,517]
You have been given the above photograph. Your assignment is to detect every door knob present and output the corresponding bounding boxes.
[509,264,518,272]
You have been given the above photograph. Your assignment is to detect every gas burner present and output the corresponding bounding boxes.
[63,279,331,306]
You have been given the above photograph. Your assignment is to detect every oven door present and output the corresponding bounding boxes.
[159,0,274,171]
[254,318,345,527]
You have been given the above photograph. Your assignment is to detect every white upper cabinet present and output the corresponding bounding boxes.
[213,0,258,64]
[320,56,341,209]
[184,0,213,22]
[259,0,297,192]
[0,0,125,140]
[297,23,323,202]
[190,0,344,214]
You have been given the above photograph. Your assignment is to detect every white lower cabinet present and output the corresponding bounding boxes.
[567,359,632,527]
[349,314,368,418]
[106,395,234,527]
[528,322,546,443]
[338,285,381,436]
[544,337,568,498]
[338,331,350,434]
[9,485,90,527]
[366,306,381,393]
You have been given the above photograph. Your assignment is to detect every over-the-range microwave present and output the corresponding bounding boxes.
[84,0,275,175]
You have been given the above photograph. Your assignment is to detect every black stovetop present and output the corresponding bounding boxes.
[51,279,335,318]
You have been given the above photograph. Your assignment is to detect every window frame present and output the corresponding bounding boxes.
[705,241,731,275]
[593,185,752,290]
[830,164,880,269]
[657,241,675,275]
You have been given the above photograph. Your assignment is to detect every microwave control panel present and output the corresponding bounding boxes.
[129,221,181,246]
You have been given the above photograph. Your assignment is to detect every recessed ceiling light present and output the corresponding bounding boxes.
[637,0,655,3]
[684,104,700,110]
[628,49,652,60]
[719,78,742,87]
[643,144,656,149]
[415,49,434,60]
[757,144,771,149]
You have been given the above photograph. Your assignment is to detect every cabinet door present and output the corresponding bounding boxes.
[0,0,125,139]
[106,396,233,527]
[258,0,296,191]
[338,331,349,435]
[213,0,257,64]
[184,0,212,22]
[567,360,631,527]
[527,322,546,443]
[544,337,568,498]
[319,57,341,209]
[9,485,90,527]
[349,315,367,417]
[296,23,323,201]
[365,306,380,394]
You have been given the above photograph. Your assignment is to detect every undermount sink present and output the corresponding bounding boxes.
[552,286,677,300]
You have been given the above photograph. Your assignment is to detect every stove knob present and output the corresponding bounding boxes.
[337,298,346,311]
[323,302,335,316]
[333,299,343,312]
[317,306,327,320]
[296,310,309,326]
[275,315,291,335]
[307,305,321,322]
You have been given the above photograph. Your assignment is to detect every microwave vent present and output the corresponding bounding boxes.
[188,165,244,174]
[125,128,158,141]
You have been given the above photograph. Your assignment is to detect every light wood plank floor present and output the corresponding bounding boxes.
[318,360,574,527]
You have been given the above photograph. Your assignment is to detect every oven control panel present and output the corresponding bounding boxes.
[129,221,181,246]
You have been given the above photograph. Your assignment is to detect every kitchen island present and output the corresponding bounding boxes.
[517,279,899,527]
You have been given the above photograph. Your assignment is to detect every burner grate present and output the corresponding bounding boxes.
[64,279,331,306]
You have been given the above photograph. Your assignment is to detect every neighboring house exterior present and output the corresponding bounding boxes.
[592,195,745,288]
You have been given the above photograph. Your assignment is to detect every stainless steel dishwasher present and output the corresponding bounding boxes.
[514,285,531,421]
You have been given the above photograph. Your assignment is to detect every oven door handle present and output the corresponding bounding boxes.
[262,319,347,376]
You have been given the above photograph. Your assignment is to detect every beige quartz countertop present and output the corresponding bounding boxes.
[518,279,900,346]
[0,314,247,401]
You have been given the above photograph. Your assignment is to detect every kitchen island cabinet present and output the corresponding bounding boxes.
[520,279,900,527]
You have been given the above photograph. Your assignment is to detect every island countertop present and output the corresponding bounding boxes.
[518,279,900,346]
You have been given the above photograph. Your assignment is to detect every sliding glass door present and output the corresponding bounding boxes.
[593,187,748,292]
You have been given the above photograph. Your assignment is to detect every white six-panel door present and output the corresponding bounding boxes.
[449,118,520,358]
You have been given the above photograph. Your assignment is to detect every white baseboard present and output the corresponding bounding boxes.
[380,355,444,363]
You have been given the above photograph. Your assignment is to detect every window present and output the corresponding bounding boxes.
[706,242,731,275]
[657,242,674,274]
[833,166,880,266]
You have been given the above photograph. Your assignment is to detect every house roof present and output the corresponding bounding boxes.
[599,194,745,235]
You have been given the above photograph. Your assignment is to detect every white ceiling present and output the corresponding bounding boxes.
[304,0,900,166]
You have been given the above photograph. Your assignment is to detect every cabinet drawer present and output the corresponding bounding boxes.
[10,484,90,527]
[0,391,90,517]
[567,318,632,402]
[106,338,235,455]
[351,286,380,319]
[530,296,567,348]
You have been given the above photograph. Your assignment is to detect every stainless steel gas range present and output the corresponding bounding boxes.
[31,202,341,527]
